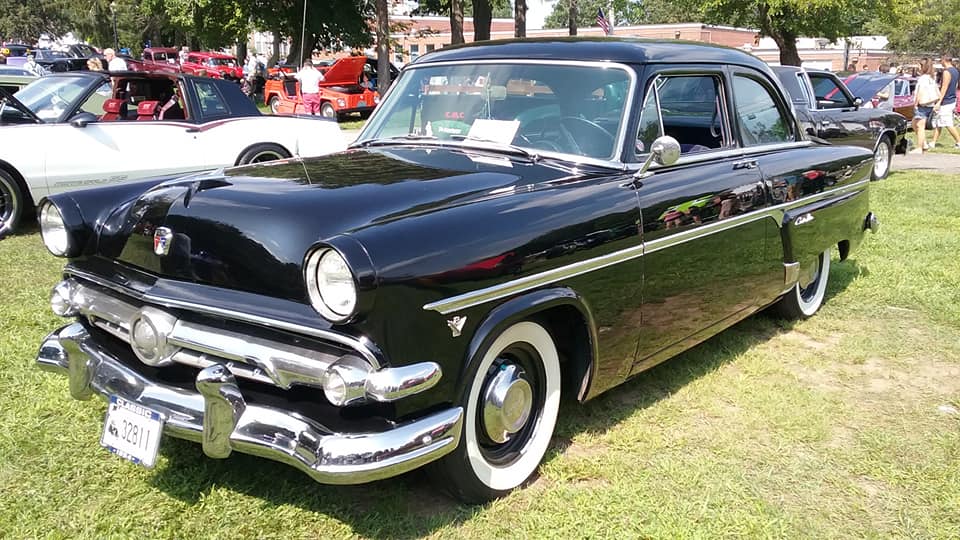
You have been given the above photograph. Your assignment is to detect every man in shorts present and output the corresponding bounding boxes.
[931,55,960,148]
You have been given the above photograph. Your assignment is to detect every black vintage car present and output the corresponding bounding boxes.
[773,66,907,180]
[35,38,879,503]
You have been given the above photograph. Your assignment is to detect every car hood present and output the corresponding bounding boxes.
[319,56,366,86]
[97,147,581,301]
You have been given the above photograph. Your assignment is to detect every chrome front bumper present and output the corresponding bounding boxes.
[37,322,463,485]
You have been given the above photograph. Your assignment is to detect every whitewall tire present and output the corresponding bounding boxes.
[429,321,561,503]
[776,248,832,319]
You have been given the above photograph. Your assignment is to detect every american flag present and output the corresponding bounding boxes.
[597,8,611,35]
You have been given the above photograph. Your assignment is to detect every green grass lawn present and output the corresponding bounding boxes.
[256,102,367,131]
[1,171,959,538]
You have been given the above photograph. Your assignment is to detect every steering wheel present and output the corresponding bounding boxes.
[515,117,580,154]
[560,116,616,158]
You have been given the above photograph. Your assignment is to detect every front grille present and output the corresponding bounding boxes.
[70,277,345,390]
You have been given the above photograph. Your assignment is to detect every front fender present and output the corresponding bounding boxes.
[458,287,599,401]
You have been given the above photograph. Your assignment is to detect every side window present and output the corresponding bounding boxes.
[78,82,113,116]
[732,76,792,146]
[809,74,851,108]
[635,74,727,158]
[194,80,229,118]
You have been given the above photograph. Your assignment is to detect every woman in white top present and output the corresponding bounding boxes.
[911,57,939,153]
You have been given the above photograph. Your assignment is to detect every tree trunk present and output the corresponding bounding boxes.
[270,28,281,67]
[515,0,527,38]
[376,0,391,95]
[450,0,465,44]
[237,42,248,65]
[473,0,492,41]
[568,0,578,36]
[758,3,801,66]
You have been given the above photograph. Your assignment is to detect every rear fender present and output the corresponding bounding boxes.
[781,186,870,284]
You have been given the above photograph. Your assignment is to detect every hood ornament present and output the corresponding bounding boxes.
[153,227,173,256]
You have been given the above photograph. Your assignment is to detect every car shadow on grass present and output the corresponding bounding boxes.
[147,257,863,539]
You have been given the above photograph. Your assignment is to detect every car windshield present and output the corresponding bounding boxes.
[36,50,70,60]
[71,44,97,58]
[12,76,93,121]
[361,62,633,161]
[208,57,236,67]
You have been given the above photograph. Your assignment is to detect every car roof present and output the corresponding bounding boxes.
[144,47,177,53]
[413,37,771,71]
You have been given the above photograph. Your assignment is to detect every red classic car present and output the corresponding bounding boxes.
[140,47,181,74]
[263,56,379,120]
[181,51,242,80]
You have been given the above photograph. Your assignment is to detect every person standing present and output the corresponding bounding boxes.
[910,58,939,154]
[295,59,324,115]
[103,48,127,71]
[23,54,45,76]
[931,55,960,149]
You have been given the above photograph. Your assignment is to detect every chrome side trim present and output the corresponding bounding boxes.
[64,267,382,369]
[37,323,463,485]
[424,179,870,314]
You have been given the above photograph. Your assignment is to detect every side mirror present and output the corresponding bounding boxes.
[634,135,680,180]
[853,97,863,109]
[69,112,98,128]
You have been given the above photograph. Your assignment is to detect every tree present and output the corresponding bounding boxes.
[0,0,70,43]
[376,0,391,94]
[545,0,689,29]
[568,0,577,35]
[515,0,526,38]
[870,0,960,56]
[697,0,875,65]
[450,0,465,44]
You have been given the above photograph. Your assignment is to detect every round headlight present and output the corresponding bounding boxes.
[306,248,358,322]
[39,203,70,257]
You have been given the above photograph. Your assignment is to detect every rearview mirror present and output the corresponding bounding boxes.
[69,112,98,128]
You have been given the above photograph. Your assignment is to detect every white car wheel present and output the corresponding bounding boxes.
[776,248,832,319]
[430,321,561,502]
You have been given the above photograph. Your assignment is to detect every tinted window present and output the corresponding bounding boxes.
[194,79,229,118]
[732,76,791,146]
[808,73,852,108]
[635,74,727,157]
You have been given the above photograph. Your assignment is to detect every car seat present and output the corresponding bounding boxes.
[101,98,127,121]
[137,101,159,120]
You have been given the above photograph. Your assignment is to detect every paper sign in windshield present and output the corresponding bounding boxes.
[467,119,520,145]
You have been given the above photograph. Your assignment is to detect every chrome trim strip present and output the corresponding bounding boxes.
[37,323,463,485]
[423,178,870,314]
[627,141,814,172]
[64,267,382,369]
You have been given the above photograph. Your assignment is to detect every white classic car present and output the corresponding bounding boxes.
[0,71,346,236]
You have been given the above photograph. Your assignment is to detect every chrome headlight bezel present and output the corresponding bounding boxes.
[39,201,72,257]
[305,247,358,323]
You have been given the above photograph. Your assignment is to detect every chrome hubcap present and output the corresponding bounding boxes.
[482,364,533,443]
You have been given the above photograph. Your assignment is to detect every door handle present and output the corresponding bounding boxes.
[185,127,200,133]
[733,159,758,170]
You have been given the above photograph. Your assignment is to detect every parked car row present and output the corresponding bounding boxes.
[0,70,345,236]
[27,38,881,504]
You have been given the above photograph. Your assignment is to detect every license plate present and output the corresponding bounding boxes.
[358,101,367,108]
[100,396,164,468]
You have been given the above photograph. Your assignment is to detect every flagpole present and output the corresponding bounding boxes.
[300,0,308,66]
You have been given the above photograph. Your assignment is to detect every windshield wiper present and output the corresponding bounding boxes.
[448,134,540,162]
[353,134,438,148]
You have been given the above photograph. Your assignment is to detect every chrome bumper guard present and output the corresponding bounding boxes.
[37,322,463,485]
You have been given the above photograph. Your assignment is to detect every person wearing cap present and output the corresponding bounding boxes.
[103,48,128,71]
